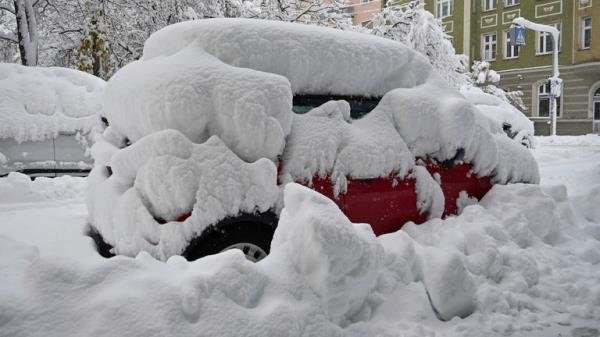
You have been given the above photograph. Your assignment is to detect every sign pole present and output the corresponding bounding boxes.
[511,17,561,136]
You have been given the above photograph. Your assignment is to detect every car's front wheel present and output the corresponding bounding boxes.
[182,212,278,262]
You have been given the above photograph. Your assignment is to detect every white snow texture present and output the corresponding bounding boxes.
[0,63,105,143]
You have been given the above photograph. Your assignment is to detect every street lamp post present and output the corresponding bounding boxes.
[511,17,562,136]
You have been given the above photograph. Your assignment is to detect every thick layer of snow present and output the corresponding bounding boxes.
[0,172,87,203]
[461,86,535,146]
[1,139,599,336]
[87,130,280,259]
[142,18,434,97]
[0,63,105,143]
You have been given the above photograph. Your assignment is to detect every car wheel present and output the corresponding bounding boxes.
[183,217,277,262]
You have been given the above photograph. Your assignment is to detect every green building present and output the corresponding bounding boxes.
[389,0,600,135]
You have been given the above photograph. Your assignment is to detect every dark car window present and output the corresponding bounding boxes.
[292,95,381,119]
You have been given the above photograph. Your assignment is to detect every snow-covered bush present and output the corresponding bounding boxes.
[469,60,526,111]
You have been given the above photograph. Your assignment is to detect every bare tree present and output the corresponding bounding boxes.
[0,0,39,65]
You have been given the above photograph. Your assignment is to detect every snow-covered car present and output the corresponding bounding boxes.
[87,19,539,261]
[0,64,105,177]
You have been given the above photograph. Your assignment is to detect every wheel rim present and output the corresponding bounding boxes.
[222,243,268,262]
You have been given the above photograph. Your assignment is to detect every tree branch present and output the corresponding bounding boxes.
[0,31,17,43]
[0,4,15,14]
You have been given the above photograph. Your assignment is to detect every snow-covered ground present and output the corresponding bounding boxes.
[0,136,599,337]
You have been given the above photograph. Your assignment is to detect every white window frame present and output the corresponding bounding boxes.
[504,30,519,59]
[581,16,592,50]
[594,88,600,121]
[483,0,497,11]
[482,32,497,61]
[536,22,561,55]
[504,0,519,7]
[538,81,561,118]
[435,0,454,19]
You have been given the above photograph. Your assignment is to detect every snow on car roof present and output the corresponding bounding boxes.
[0,63,105,143]
[142,18,434,97]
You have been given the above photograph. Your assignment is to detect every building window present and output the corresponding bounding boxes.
[360,0,373,3]
[594,88,600,121]
[538,81,561,117]
[504,31,519,59]
[505,0,519,6]
[483,0,497,11]
[537,22,561,55]
[581,17,592,49]
[436,0,454,19]
[482,33,497,61]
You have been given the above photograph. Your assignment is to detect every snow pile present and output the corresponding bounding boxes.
[537,134,600,146]
[142,18,434,97]
[280,100,414,192]
[87,129,280,260]
[4,179,600,337]
[374,81,538,184]
[461,86,535,146]
[0,172,87,203]
[271,184,384,325]
[0,63,105,143]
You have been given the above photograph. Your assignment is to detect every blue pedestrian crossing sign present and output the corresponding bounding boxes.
[511,26,526,46]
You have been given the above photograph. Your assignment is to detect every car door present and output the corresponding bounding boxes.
[342,176,427,236]
[53,132,93,176]
[0,138,56,177]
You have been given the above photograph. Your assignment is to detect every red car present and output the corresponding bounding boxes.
[87,19,537,262]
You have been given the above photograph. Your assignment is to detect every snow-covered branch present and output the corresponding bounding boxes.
[0,4,15,14]
[0,30,17,42]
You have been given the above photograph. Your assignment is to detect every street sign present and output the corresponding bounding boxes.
[511,26,526,46]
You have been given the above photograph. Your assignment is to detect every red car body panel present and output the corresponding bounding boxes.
[302,162,493,236]
[175,162,493,236]
[424,162,493,217]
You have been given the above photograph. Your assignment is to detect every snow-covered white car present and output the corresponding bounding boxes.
[87,19,539,261]
[0,64,105,177]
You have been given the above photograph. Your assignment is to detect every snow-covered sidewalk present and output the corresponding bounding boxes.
[0,136,599,337]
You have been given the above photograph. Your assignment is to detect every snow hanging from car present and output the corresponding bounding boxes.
[92,18,539,259]
[0,63,105,143]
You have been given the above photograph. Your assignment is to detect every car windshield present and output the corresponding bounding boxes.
[292,95,381,119]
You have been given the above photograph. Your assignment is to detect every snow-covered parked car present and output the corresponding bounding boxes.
[0,64,105,177]
[87,19,539,261]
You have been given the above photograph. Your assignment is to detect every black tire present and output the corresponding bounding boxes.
[182,212,278,262]
[87,225,115,258]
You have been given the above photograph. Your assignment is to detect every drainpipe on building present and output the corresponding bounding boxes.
[512,17,562,136]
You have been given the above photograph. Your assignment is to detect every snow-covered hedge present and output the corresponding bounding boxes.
[0,63,105,143]
[89,19,539,260]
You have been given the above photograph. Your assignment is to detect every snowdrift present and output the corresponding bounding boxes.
[91,19,539,260]
[4,181,599,336]
[0,63,105,143]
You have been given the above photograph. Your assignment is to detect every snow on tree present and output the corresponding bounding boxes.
[368,1,468,88]
[469,60,527,111]
[247,0,351,27]
[75,5,111,78]
[0,0,40,66]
